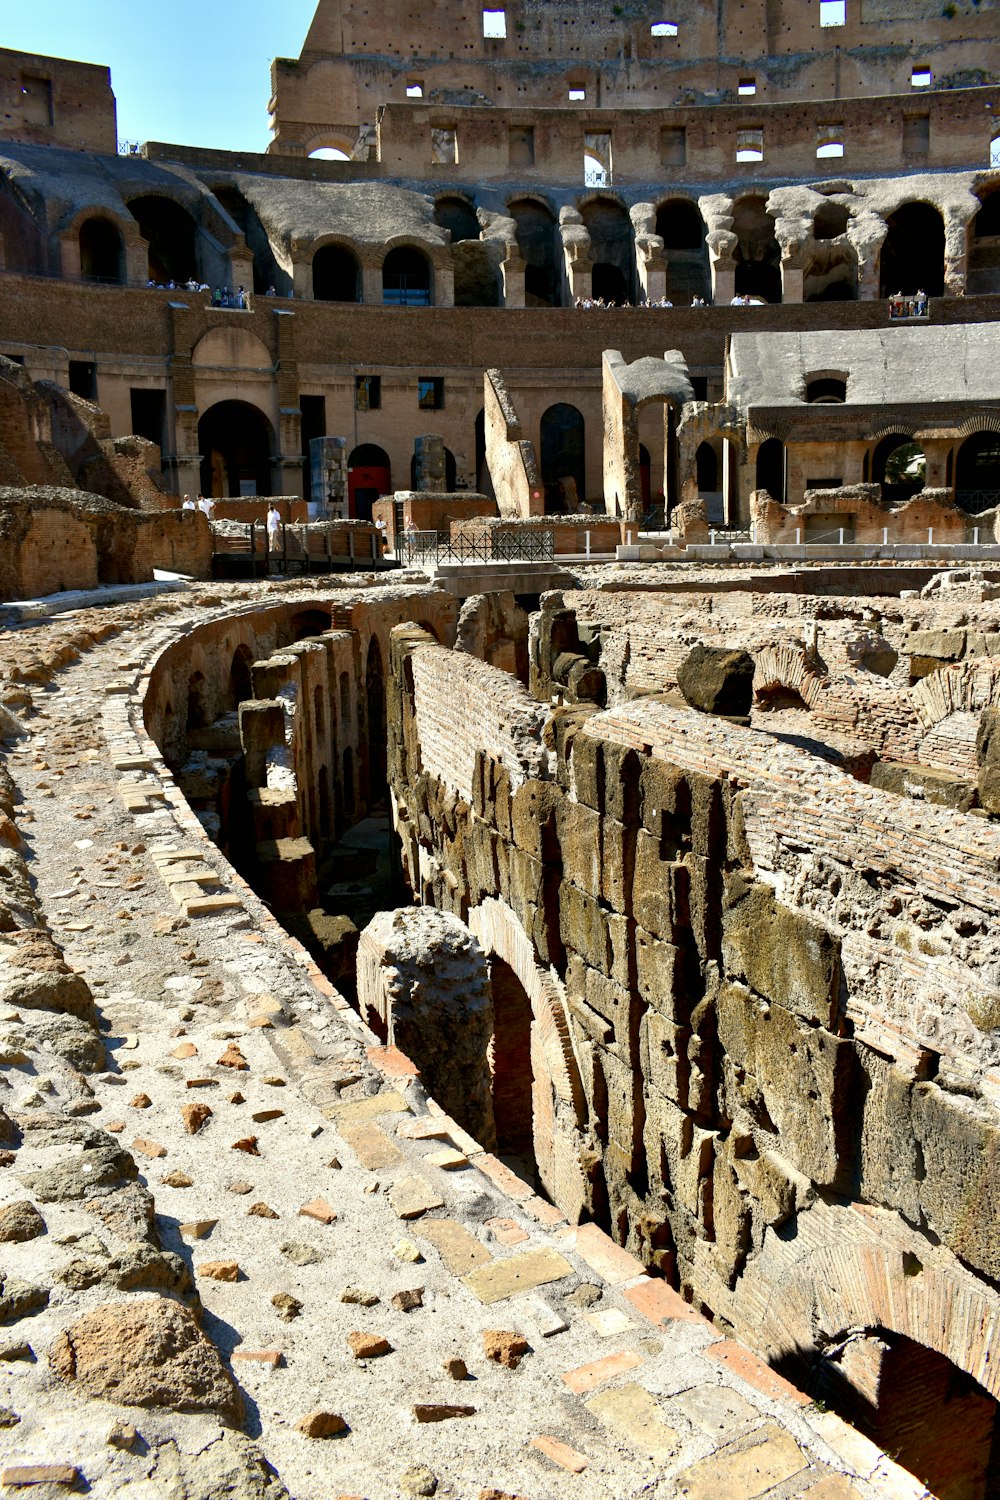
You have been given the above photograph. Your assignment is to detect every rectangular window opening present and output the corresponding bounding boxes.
[911,67,932,87]
[660,125,686,165]
[569,87,586,100]
[19,74,53,127]
[418,376,444,410]
[738,77,756,95]
[584,131,612,186]
[650,21,678,35]
[431,126,458,164]
[820,0,846,24]
[69,360,97,402]
[816,126,845,158]
[483,8,507,36]
[903,113,930,156]
[406,82,424,97]
[355,376,381,411]
[509,124,535,166]
[129,388,166,455]
[736,128,763,163]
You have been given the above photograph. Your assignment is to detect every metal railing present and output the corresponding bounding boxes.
[955,488,1000,515]
[209,521,387,577]
[401,528,556,566]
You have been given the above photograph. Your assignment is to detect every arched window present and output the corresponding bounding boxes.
[434,195,479,243]
[212,185,286,295]
[383,246,431,306]
[79,218,124,284]
[872,435,925,500]
[879,203,944,297]
[540,404,586,513]
[805,376,848,403]
[198,401,274,497]
[313,244,360,302]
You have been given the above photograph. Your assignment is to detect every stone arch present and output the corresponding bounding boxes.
[761,1230,1000,1401]
[78,215,126,284]
[540,403,586,513]
[753,644,829,710]
[434,194,479,243]
[508,196,560,306]
[580,195,636,303]
[381,240,434,305]
[468,897,588,1221]
[192,327,273,372]
[910,656,1000,733]
[311,239,361,302]
[126,193,201,285]
[198,400,275,499]
[655,197,710,303]
[879,202,945,297]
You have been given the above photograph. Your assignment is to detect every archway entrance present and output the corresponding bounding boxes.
[198,401,274,497]
[348,443,391,520]
[540,403,585,512]
[79,218,124,284]
[128,195,198,285]
[509,198,560,306]
[313,244,360,302]
[489,956,535,1178]
[873,434,925,502]
[956,430,1000,512]
[383,247,431,306]
[816,1330,999,1500]
[879,203,944,297]
[582,197,635,303]
[734,196,782,303]
[655,199,710,303]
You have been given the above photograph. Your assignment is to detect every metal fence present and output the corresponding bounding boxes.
[401,528,556,566]
[955,489,1000,515]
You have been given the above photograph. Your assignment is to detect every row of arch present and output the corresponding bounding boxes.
[69,181,1000,304]
[755,428,1000,509]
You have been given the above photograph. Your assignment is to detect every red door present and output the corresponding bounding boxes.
[348,465,391,520]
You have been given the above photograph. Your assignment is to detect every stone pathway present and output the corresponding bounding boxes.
[0,582,928,1499]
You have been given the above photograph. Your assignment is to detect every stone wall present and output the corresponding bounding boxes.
[387,620,1000,1429]
[0,488,212,600]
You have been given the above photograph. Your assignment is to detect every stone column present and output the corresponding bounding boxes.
[361,258,382,306]
[414,434,445,490]
[711,257,735,306]
[500,248,526,309]
[434,257,455,308]
[780,257,804,304]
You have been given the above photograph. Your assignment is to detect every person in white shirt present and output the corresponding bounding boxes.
[198,494,214,518]
[181,494,195,510]
[266,505,282,545]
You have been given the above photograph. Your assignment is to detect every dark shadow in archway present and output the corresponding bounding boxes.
[540,403,585,513]
[489,956,536,1182]
[879,203,944,297]
[199,401,275,498]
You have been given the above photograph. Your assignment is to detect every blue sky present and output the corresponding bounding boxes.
[6,0,318,151]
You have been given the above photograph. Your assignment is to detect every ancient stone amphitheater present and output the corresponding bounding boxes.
[0,5,999,1498]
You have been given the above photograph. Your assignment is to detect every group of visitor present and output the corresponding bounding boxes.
[211,286,250,309]
[181,494,216,517]
[146,278,210,292]
[573,293,712,309]
[888,289,929,318]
